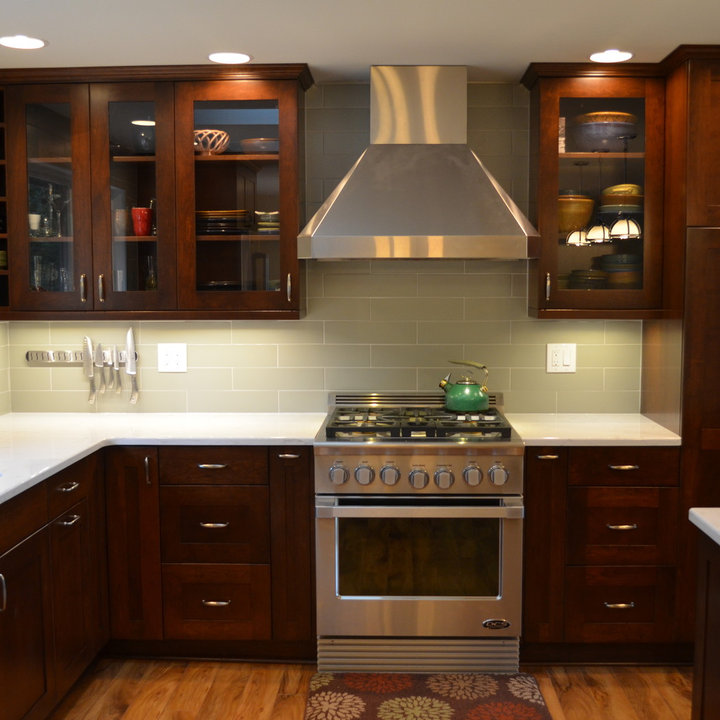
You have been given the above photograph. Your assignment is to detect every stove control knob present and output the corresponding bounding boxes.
[488,462,509,486]
[408,467,430,490]
[463,463,483,487]
[434,467,455,489]
[380,463,401,486]
[354,463,375,486]
[328,462,349,485]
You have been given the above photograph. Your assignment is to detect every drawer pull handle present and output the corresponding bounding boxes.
[606,523,638,531]
[278,453,300,459]
[57,514,81,527]
[604,601,636,610]
[144,456,152,486]
[608,464,640,471]
[0,573,6,613]
[57,481,80,493]
[537,454,559,460]
[199,522,230,529]
[202,599,231,608]
[197,463,228,470]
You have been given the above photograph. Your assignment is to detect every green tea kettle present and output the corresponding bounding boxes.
[439,360,490,412]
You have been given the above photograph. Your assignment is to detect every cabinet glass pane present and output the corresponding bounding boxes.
[26,103,74,293]
[558,97,645,291]
[193,100,280,292]
[108,101,158,292]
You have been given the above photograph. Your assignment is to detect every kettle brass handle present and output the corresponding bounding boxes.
[448,360,489,388]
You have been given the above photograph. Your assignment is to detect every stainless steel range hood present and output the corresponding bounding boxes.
[298,65,540,260]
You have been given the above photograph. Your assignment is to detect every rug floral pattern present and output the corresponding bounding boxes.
[304,672,552,720]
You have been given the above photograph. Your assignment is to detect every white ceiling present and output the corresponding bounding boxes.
[1,0,718,83]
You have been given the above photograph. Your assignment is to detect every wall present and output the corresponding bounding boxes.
[0,322,9,413]
[2,82,643,414]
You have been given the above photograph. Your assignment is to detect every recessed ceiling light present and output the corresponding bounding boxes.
[208,51,252,65]
[0,34,46,50]
[589,49,633,63]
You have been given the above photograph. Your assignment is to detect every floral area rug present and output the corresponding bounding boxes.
[304,672,552,720]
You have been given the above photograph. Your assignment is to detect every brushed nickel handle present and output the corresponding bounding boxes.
[80,273,88,302]
[56,481,80,493]
[0,574,6,613]
[144,456,151,486]
[606,523,638,531]
[604,601,636,609]
[199,521,230,529]
[56,514,81,527]
[197,463,228,470]
[202,599,231,607]
[545,272,551,302]
[286,273,292,302]
[98,274,105,302]
[537,454,559,460]
[608,464,640,471]
[278,453,300,459]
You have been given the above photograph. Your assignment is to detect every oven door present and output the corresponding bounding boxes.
[315,495,523,638]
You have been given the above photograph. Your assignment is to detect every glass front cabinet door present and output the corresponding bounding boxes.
[174,80,301,312]
[524,70,665,317]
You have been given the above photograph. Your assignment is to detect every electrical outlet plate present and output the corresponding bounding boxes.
[546,343,576,373]
[158,343,187,373]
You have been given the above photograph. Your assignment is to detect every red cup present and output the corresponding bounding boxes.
[131,207,152,236]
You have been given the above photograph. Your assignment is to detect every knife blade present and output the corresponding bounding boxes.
[126,328,138,404]
[94,341,105,394]
[112,344,122,393]
[83,336,96,404]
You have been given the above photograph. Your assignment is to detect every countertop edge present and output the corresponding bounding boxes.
[690,508,720,547]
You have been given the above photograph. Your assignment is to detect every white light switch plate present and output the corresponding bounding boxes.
[158,343,187,373]
[546,343,576,373]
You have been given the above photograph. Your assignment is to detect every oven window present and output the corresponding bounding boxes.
[337,517,500,597]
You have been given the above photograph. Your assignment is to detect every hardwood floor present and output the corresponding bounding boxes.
[46,658,693,720]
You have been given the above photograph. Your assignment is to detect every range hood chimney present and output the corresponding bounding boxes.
[298,65,540,260]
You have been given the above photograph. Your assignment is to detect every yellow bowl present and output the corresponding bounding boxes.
[574,111,638,125]
[558,195,594,234]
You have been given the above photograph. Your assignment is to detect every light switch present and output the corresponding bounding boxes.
[157,343,187,373]
[546,343,576,373]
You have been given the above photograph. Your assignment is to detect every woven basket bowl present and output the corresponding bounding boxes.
[193,129,230,155]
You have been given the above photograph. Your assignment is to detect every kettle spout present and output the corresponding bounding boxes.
[439,373,451,391]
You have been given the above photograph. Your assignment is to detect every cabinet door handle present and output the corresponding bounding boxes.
[608,464,640,471]
[606,523,638,531]
[202,599,231,607]
[537,454,559,460]
[80,274,88,303]
[56,481,80,493]
[56,513,81,527]
[197,463,228,470]
[278,453,300,459]
[98,274,105,303]
[199,521,230,529]
[0,573,6,613]
[286,273,292,302]
[545,272,551,302]
[603,601,635,610]
[144,456,152,485]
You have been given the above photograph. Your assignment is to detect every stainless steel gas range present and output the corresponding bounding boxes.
[312,393,524,672]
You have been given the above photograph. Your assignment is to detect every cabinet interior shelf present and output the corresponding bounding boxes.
[113,235,157,242]
[560,151,645,160]
[28,235,73,243]
[195,153,278,162]
[28,157,71,164]
[196,233,280,242]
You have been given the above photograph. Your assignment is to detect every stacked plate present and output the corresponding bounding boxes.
[196,209,251,235]
[255,210,280,234]
[599,253,643,288]
[598,183,643,219]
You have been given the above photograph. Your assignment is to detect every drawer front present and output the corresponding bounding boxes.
[162,563,271,640]
[567,487,679,565]
[160,485,269,563]
[159,446,268,485]
[46,454,96,519]
[565,565,676,643]
[568,447,680,487]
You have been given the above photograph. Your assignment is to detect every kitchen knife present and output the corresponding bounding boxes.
[126,328,138,404]
[112,344,122,393]
[94,341,105,394]
[83,336,96,405]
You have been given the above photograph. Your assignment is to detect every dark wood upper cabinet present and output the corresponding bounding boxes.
[523,65,666,318]
[0,65,311,319]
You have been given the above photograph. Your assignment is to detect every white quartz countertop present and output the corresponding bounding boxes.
[0,411,681,505]
[690,508,720,547]
[505,413,681,446]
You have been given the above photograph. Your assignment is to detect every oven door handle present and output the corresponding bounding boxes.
[315,505,524,519]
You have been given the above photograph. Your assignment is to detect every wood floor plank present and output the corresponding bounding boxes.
[159,661,221,720]
[612,666,693,720]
